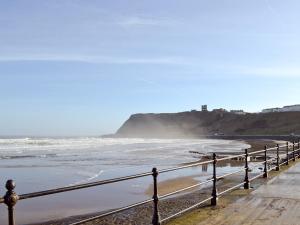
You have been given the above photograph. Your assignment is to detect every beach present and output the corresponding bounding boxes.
[0,138,287,225]
[30,138,287,225]
[75,139,286,225]
[0,137,251,224]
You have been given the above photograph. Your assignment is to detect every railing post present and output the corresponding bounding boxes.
[244,149,250,189]
[276,144,280,171]
[263,145,268,178]
[293,141,296,161]
[152,168,161,225]
[211,153,217,206]
[286,142,289,165]
[4,180,19,225]
[298,140,300,159]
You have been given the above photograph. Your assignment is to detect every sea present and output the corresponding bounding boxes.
[0,137,249,224]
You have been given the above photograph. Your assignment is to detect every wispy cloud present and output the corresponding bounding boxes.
[117,16,179,28]
[1,53,300,78]
[0,54,192,65]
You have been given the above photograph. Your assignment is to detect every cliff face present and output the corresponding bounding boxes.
[115,111,300,138]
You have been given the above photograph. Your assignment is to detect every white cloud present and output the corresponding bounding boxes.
[0,54,191,65]
[1,53,300,78]
[117,16,178,28]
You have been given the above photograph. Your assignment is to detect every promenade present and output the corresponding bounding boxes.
[197,162,300,225]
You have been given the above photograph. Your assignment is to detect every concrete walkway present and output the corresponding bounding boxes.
[198,163,300,225]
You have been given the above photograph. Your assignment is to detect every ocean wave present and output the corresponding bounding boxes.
[0,153,58,160]
[0,137,181,151]
[0,138,249,170]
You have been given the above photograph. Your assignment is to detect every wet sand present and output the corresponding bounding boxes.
[145,176,199,196]
[245,139,286,151]
[23,139,290,225]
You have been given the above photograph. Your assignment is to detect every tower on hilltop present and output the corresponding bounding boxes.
[201,105,208,112]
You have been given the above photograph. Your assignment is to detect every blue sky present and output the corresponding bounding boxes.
[1,0,300,136]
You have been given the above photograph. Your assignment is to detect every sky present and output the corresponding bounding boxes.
[1,0,300,136]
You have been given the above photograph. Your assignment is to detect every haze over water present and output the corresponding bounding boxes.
[0,137,249,224]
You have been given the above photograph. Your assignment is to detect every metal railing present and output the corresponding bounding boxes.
[1,140,300,225]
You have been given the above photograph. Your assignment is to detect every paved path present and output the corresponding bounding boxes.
[198,163,300,225]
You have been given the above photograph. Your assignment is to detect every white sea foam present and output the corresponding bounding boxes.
[68,170,104,186]
[0,137,249,187]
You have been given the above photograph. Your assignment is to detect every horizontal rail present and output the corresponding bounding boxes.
[248,149,266,155]
[248,143,292,156]
[288,157,294,162]
[218,182,245,196]
[266,146,279,151]
[159,178,213,200]
[279,161,287,166]
[249,173,264,181]
[268,166,278,172]
[19,171,153,200]
[159,160,214,174]
[217,153,246,162]
[160,196,213,223]
[216,168,245,179]
[69,198,153,225]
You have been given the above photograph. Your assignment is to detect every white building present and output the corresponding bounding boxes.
[262,108,281,113]
[281,104,300,112]
[212,108,227,113]
[230,110,246,115]
[262,104,300,113]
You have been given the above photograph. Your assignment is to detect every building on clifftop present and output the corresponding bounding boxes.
[262,104,300,113]
[201,105,208,112]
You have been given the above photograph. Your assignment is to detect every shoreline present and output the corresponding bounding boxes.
[26,138,287,225]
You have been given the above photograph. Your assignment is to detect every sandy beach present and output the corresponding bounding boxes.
[1,137,251,224]
[145,176,200,197]
[22,138,289,225]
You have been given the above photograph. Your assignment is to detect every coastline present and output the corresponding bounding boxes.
[25,138,288,225]
[0,137,247,225]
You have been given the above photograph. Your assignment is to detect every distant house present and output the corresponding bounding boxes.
[230,110,246,115]
[281,104,300,112]
[262,104,300,113]
[262,108,281,113]
[212,108,227,113]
